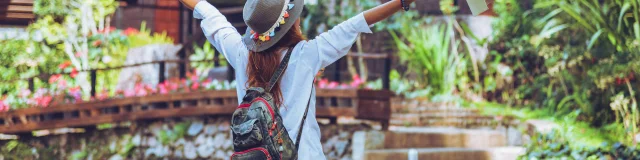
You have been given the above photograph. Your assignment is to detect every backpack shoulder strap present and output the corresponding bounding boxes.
[294,85,314,154]
[266,47,294,92]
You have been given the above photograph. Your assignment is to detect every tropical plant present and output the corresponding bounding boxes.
[533,0,640,51]
[390,17,466,97]
[485,0,640,145]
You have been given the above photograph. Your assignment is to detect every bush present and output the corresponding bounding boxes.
[487,0,640,144]
[522,129,640,160]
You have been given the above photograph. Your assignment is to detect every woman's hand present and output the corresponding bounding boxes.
[179,0,200,10]
[363,0,417,25]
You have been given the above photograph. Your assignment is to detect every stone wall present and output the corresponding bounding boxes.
[0,117,372,160]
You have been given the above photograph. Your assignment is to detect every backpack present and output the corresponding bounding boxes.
[230,48,312,160]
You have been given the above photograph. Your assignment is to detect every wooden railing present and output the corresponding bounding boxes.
[0,47,394,134]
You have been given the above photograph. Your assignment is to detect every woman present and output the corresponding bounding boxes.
[179,0,416,158]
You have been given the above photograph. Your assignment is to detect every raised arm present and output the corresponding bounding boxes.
[305,0,416,71]
[363,0,416,25]
[180,0,246,69]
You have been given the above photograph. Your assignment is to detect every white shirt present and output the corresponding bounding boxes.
[193,2,373,159]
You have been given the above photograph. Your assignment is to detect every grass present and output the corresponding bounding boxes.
[467,101,628,149]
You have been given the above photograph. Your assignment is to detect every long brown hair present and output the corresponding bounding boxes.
[247,24,306,107]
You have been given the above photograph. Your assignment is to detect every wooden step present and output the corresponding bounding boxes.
[0,5,33,13]
[0,0,34,5]
[352,127,506,150]
[364,147,525,160]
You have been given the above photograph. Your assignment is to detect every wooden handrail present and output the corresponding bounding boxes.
[0,58,224,83]
[347,52,390,59]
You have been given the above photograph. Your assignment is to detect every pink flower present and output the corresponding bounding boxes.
[191,82,200,90]
[49,74,62,83]
[75,51,87,57]
[58,79,68,89]
[58,61,72,69]
[0,100,9,112]
[352,74,361,82]
[37,96,53,107]
[134,83,148,96]
[124,90,135,97]
[318,79,329,88]
[19,89,31,98]
[328,82,339,89]
[350,74,364,88]
[158,83,169,94]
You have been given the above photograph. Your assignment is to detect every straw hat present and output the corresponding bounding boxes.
[242,0,304,52]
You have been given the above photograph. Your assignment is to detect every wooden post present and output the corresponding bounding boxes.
[179,4,184,43]
[214,50,220,67]
[188,12,193,36]
[159,61,166,83]
[227,66,235,82]
[383,54,391,90]
[90,70,97,97]
[334,58,341,82]
[28,77,35,92]
[179,50,187,78]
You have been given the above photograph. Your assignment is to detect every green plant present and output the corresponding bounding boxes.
[190,41,226,76]
[390,18,465,97]
[534,0,640,51]
[128,22,174,48]
[521,129,640,159]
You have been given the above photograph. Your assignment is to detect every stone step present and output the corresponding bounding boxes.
[383,127,507,149]
[351,127,507,152]
[391,113,498,127]
[363,147,525,160]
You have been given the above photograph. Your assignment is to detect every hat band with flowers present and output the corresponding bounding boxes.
[242,0,305,52]
[251,3,295,42]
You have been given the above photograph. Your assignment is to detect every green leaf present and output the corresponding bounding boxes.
[539,24,568,39]
[618,3,631,32]
[587,29,603,50]
[536,9,563,27]
[5,140,18,152]
[634,22,640,40]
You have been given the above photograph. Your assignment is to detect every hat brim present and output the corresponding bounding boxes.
[242,0,304,52]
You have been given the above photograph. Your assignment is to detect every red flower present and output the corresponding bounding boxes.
[616,78,623,85]
[191,82,200,90]
[123,27,139,36]
[69,86,81,93]
[70,68,78,78]
[97,27,116,34]
[49,74,62,83]
[37,96,53,107]
[92,40,102,47]
[58,61,72,69]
